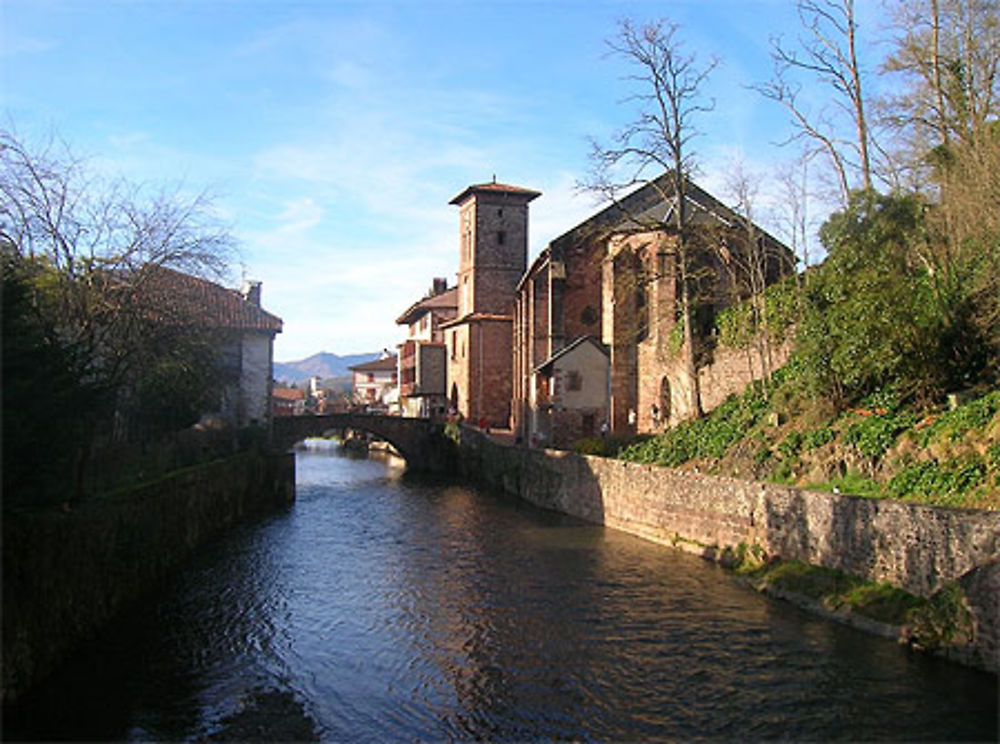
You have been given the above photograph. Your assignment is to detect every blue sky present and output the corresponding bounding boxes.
[1,0,891,361]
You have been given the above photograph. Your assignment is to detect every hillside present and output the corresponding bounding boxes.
[273,351,379,383]
[598,374,1000,512]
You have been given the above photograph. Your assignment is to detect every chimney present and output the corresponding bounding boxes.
[241,279,262,306]
[431,277,447,296]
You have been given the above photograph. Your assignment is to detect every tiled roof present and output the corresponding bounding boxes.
[395,286,458,325]
[348,355,398,372]
[140,265,283,333]
[450,180,541,205]
[273,387,306,401]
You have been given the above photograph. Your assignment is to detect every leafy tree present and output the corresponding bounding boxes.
[0,129,239,504]
[1,249,109,506]
[796,190,989,407]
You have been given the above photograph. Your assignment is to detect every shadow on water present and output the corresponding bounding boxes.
[5,446,998,742]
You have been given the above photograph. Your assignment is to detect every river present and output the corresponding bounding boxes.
[7,444,998,741]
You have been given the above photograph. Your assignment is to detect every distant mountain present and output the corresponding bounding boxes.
[274,351,381,383]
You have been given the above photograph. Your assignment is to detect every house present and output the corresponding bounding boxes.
[395,278,458,418]
[441,179,540,428]
[531,336,609,447]
[142,266,283,429]
[272,386,306,417]
[513,172,794,445]
[349,351,399,412]
[513,177,671,445]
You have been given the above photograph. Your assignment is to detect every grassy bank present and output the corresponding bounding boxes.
[726,552,975,653]
[606,371,1000,511]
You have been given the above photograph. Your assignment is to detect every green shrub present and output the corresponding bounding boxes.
[844,412,915,458]
[906,583,973,650]
[620,384,770,466]
[573,436,607,456]
[770,462,795,483]
[802,427,835,450]
[988,444,1000,472]
[777,431,803,459]
[839,582,923,625]
[886,458,988,501]
[716,277,800,351]
[806,471,882,498]
[918,390,1000,446]
[573,435,637,457]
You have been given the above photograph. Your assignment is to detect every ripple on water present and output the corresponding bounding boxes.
[5,448,997,743]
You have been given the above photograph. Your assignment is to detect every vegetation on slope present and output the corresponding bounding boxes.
[610,182,1000,512]
[615,363,999,510]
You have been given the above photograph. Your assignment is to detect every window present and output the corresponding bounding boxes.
[567,370,582,391]
[367,373,375,383]
[497,230,506,245]
[450,331,456,359]
[636,277,649,342]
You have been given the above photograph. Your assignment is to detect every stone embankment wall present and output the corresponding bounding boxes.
[458,428,1000,671]
[2,451,295,704]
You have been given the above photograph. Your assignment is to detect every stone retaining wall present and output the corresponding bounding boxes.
[2,451,295,704]
[458,428,1000,671]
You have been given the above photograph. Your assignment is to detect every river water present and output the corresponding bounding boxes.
[7,445,998,741]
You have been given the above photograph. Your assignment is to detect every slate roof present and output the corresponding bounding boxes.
[518,171,793,290]
[140,265,283,333]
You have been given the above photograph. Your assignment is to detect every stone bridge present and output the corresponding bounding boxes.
[272,414,457,474]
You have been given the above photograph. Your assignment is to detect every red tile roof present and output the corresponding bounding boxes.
[395,286,458,325]
[449,180,541,205]
[439,312,513,329]
[140,266,283,333]
[273,387,306,401]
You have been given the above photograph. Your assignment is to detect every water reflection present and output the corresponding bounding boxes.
[6,446,997,742]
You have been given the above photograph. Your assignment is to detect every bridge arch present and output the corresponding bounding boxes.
[271,414,456,474]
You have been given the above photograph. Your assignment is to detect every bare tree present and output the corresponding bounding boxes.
[881,0,1000,359]
[882,0,1000,241]
[722,160,777,392]
[587,18,718,420]
[1,129,237,387]
[752,0,875,203]
[1,128,240,452]
[774,152,815,278]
